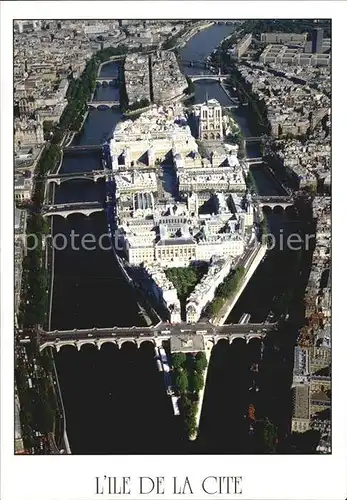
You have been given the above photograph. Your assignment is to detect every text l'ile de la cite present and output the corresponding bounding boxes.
[95,476,243,496]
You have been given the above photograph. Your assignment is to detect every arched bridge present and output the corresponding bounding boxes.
[244,136,267,144]
[41,201,104,218]
[34,322,278,352]
[245,157,263,164]
[187,73,229,83]
[46,170,107,186]
[63,144,102,153]
[254,195,294,209]
[87,100,120,109]
[95,77,118,85]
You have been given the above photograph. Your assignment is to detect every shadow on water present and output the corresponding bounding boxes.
[51,213,144,330]
[197,339,256,454]
[54,179,105,205]
[72,108,122,146]
[55,342,178,454]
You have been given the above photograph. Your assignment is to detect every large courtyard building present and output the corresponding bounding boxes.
[260,32,308,45]
[259,44,330,66]
[110,104,198,171]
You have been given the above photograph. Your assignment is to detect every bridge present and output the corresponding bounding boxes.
[181,59,210,69]
[87,100,120,109]
[224,104,239,110]
[35,322,278,352]
[253,195,294,209]
[245,157,263,164]
[187,73,229,83]
[41,201,104,218]
[244,136,267,144]
[63,144,102,153]
[46,170,107,186]
[95,77,118,85]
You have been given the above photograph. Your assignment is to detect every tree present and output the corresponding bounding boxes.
[171,352,186,369]
[175,371,189,393]
[195,352,207,373]
[165,265,208,301]
[261,417,277,453]
[190,371,204,393]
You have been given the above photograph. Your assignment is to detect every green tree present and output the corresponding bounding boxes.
[165,264,208,301]
[195,352,207,373]
[172,352,186,369]
[175,371,189,393]
[190,371,204,393]
[261,417,277,453]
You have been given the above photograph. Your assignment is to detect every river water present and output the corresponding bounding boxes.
[53,25,299,454]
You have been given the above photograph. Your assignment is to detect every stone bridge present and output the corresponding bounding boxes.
[254,196,294,210]
[39,333,266,352]
[244,136,267,144]
[63,144,103,153]
[187,74,229,83]
[46,170,107,186]
[246,157,263,164]
[95,77,118,85]
[41,201,104,218]
[35,322,277,352]
[87,100,120,109]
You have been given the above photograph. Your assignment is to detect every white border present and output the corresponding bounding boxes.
[1,2,346,500]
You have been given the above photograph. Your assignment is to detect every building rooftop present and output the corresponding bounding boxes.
[170,334,205,353]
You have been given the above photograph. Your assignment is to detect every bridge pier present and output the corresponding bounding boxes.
[210,333,265,346]
[96,339,119,350]
[118,338,137,349]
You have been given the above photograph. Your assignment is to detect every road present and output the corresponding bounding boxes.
[37,321,277,344]
[212,242,262,325]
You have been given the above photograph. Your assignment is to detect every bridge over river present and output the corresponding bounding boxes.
[41,201,104,218]
[186,73,229,83]
[253,195,294,209]
[63,144,103,153]
[32,322,278,352]
[95,77,119,85]
[46,170,107,186]
[87,100,120,109]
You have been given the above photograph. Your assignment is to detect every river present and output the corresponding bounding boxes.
[52,25,300,454]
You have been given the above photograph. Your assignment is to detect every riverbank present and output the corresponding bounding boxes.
[213,243,267,326]
[178,21,215,48]
[123,105,152,117]
[191,347,211,440]
[167,21,215,51]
